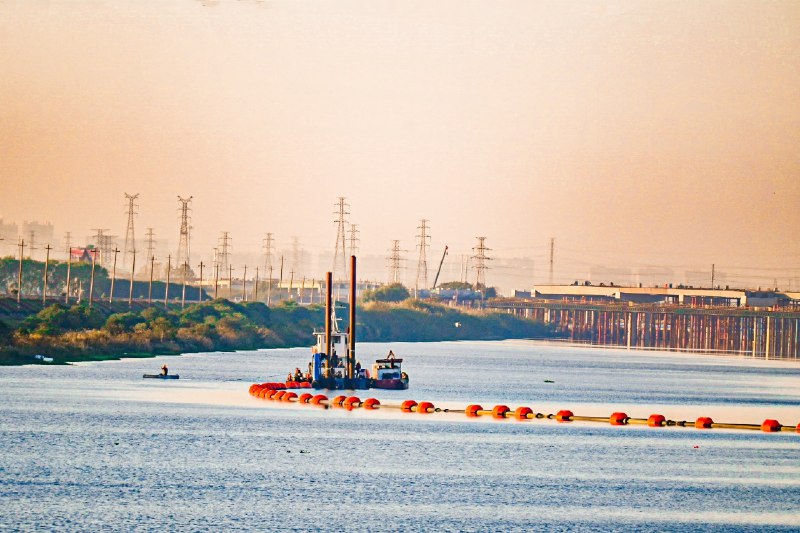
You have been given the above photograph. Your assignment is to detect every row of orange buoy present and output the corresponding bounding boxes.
[253,382,313,391]
[248,384,798,433]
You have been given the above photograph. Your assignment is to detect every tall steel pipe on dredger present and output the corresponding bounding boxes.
[348,255,356,385]
[325,271,332,384]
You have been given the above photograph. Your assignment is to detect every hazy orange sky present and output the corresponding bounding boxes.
[1,1,798,290]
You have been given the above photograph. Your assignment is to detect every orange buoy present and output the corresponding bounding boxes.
[465,404,483,417]
[647,414,666,427]
[343,396,361,408]
[417,401,435,414]
[609,412,629,426]
[492,405,510,419]
[248,384,258,394]
[331,395,347,407]
[298,393,314,403]
[272,391,286,401]
[300,382,312,389]
[363,398,381,410]
[283,392,298,402]
[258,388,271,399]
[695,417,713,429]
[555,410,573,422]
[515,407,533,420]
[311,394,328,405]
[401,400,417,412]
[761,419,781,432]
[276,383,286,390]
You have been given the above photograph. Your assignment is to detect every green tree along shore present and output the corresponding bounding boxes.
[0,298,553,366]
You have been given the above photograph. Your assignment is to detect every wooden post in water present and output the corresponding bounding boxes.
[348,255,356,381]
[325,271,332,380]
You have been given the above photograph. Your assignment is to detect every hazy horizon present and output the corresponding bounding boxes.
[2,1,798,292]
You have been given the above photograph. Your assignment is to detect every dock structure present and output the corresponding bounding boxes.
[489,286,800,359]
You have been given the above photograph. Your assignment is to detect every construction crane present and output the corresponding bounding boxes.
[432,245,448,289]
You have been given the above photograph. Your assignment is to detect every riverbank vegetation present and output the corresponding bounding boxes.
[0,297,552,365]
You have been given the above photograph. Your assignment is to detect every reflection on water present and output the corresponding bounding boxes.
[1,341,799,530]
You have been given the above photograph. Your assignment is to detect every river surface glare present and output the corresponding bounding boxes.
[1,341,799,531]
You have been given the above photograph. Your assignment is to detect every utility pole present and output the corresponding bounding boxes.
[289,269,295,299]
[123,193,139,271]
[148,255,155,305]
[267,266,273,306]
[242,265,248,302]
[16,239,24,304]
[711,263,715,289]
[278,255,284,302]
[332,197,349,286]
[472,237,492,289]
[181,261,188,309]
[110,247,120,303]
[65,248,72,304]
[164,255,171,308]
[88,248,97,308]
[213,257,219,300]
[254,266,259,302]
[128,250,136,306]
[198,261,204,303]
[228,264,233,300]
[176,196,193,271]
[415,219,431,294]
[549,237,555,285]
[42,244,52,305]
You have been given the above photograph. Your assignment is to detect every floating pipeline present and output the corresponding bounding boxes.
[247,383,800,434]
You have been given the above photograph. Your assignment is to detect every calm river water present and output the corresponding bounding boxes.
[1,341,799,531]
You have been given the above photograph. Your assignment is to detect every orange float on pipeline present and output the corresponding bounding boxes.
[696,417,713,429]
[492,405,510,419]
[401,400,417,412]
[363,398,381,409]
[343,396,361,409]
[311,394,328,405]
[609,412,629,426]
[283,392,298,402]
[298,393,314,404]
[761,419,781,432]
[331,395,347,407]
[555,410,573,422]
[647,414,666,427]
[515,407,533,420]
[465,404,483,417]
[417,401,435,414]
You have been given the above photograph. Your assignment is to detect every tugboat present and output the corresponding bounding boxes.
[285,256,409,391]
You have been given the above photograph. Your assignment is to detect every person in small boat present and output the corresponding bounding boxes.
[287,372,293,383]
[161,364,168,376]
[294,368,303,382]
[387,350,396,368]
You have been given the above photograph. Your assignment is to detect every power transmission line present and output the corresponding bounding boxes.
[176,196,193,270]
[123,193,139,271]
[332,197,349,284]
[472,236,492,288]
[415,219,431,292]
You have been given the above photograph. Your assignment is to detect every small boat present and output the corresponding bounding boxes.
[143,374,180,379]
